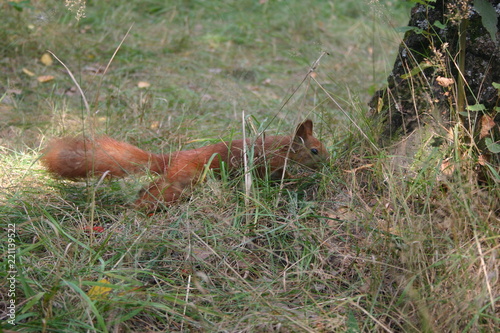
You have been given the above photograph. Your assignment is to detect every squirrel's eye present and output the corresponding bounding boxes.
[311,148,319,155]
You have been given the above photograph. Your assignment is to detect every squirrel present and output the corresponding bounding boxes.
[41,119,328,209]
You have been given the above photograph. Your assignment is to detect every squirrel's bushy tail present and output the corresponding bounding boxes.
[41,136,167,179]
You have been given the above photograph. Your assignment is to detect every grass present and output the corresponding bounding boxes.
[1,0,499,332]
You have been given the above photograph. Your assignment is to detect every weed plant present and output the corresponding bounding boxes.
[1,0,498,332]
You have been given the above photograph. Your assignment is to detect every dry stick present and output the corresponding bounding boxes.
[112,228,148,270]
[265,51,329,131]
[190,231,254,289]
[241,111,254,226]
[47,25,134,234]
[349,299,394,333]
[474,229,495,311]
[47,51,101,239]
[181,274,192,332]
[48,51,91,116]
[310,74,379,151]
[456,18,468,121]
[272,52,329,205]
[92,23,135,118]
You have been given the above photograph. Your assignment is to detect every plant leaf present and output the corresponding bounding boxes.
[434,20,446,29]
[40,53,53,66]
[480,115,496,139]
[400,61,434,79]
[37,75,55,83]
[474,0,498,43]
[8,0,33,11]
[485,137,500,154]
[87,278,113,300]
[483,161,500,182]
[395,26,425,35]
[466,103,486,112]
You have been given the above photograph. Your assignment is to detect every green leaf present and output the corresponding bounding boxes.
[8,0,32,11]
[400,61,434,79]
[21,292,45,314]
[474,0,498,43]
[395,26,426,35]
[467,103,486,112]
[483,161,500,182]
[485,138,500,154]
[492,82,500,90]
[434,20,446,29]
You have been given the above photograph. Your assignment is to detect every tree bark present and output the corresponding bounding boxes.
[370,0,499,146]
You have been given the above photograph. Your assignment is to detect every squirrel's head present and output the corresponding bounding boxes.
[290,119,328,169]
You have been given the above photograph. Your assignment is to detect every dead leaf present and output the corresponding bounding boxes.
[201,94,213,102]
[7,89,22,95]
[208,68,222,74]
[83,226,105,233]
[247,85,260,92]
[187,246,213,261]
[436,76,454,87]
[37,75,55,83]
[441,158,454,176]
[344,164,373,173]
[137,81,151,88]
[22,68,35,76]
[83,64,105,74]
[40,53,53,66]
[64,86,78,96]
[150,121,160,130]
[478,154,490,166]
[480,115,496,139]
[87,278,113,300]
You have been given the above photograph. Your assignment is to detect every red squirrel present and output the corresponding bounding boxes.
[41,119,328,209]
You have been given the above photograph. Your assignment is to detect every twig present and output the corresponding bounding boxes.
[47,50,90,116]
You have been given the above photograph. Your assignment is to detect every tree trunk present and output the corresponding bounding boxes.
[370,0,499,155]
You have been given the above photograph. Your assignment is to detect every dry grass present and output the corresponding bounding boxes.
[1,0,498,332]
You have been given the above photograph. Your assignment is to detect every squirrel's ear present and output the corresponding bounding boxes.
[295,119,313,140]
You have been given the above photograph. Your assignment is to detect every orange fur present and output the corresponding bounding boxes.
[41,120,328,209]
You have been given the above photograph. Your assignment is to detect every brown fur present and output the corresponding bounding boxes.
[41,120,328,209]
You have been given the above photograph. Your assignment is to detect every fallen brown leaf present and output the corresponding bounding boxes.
[480,115,496,139]
[436,76,454,87]
[137,81,151,88]
[37,75,55,83]
[22,68,35,76]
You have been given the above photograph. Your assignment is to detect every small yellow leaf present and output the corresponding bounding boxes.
[150,121,160,129]
[40,53,53,66]
[22,68,35,76]
[88,278,113,300]
[37,75,55,83]
[137,81,151,88]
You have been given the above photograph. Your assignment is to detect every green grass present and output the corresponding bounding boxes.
[1,0,499,332]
